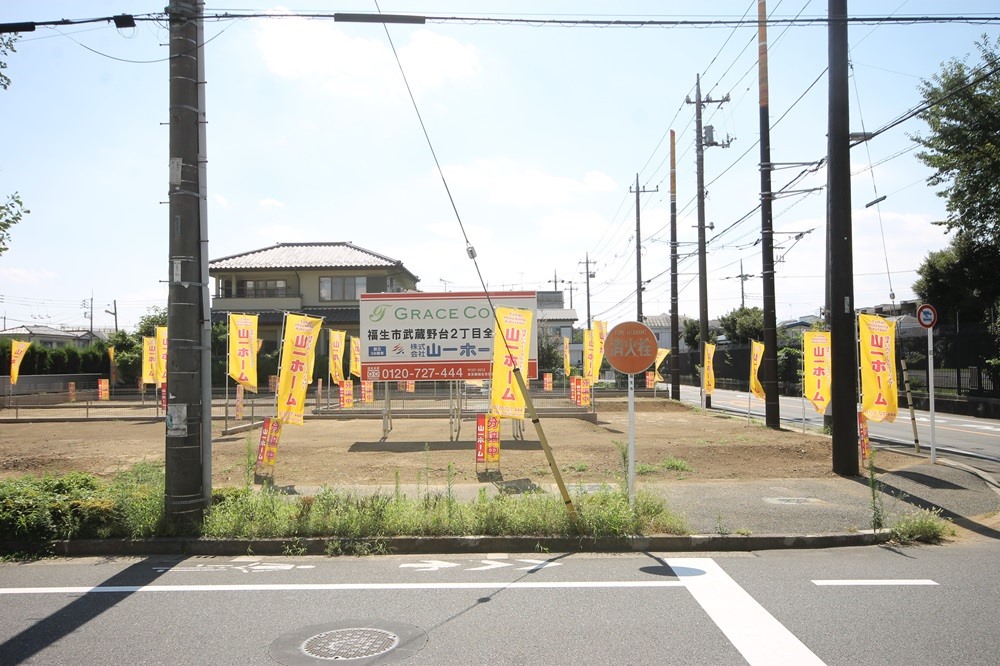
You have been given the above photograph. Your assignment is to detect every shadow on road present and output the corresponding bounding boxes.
[0,557,174,664]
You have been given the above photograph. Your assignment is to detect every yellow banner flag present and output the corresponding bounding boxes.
[276,314,323,425]
[489,306,534,419]
[108,346,116,367]
[155,326,168,384]
[562,336,571,378]
[349,337,361,377]
[859,314,898,423]
[653,348,670,382]
[10,340,30,385]
[141,336,157,384]
[750,339,766,401]
[590,320,607,384]
[802,331,831,414]
[703,342,716,396]
[329,330,346,384]
[583,329,594,383]
[228,313,259,392]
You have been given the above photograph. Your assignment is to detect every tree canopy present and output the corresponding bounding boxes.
[913,232,1000,324]
[913,36,1000,247]
[1,36,27,258]
[718,306,764,344]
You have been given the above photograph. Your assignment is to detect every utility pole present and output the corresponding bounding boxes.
[758,0,781,429]
[580,253,596,329]
[104,300,118,333]
[562,281,574,309]
[828,0,858,475]
[81,296,93,338]
[550,270,559,290]
[166,0,211,525]
[687,75,730,409]
[728,260,754,309]
[669,129,681,400]
[630,173,658,323]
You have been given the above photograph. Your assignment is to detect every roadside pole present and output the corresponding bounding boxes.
[917,304,938,463]
[604,321,658,507]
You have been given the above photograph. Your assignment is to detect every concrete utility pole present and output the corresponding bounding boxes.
[827,0,858,475]
[630,173,658,323]
[758,0,781,429]
[104,300,118,333]
[165,0,211,525]
[687,75,730,409]
[580,253,596,329]
[669,130,681,400]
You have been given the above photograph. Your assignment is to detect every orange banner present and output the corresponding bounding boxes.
[10,340,30,385]
[591,320,607,384]
[563,336,571,378]
[802,331,831,414]
[142,337,157,384]
[859,314,898,423]
[703,342,716,396]
[98,378,109,401]
[276,314,323,425]
[228,313,258,392]
[350,337,361,378]
[750,340,765,401]
[488,307,533,419]
[256,417,282,466]
[329,330,346,384]
[653,348,670,382]
[155,326,168,384]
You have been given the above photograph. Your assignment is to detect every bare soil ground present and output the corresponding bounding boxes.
[0,398,913,487]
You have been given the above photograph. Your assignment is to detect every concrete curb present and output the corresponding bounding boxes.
[21,530,892,557]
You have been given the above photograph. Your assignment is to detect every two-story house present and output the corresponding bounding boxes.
[209,242,420,351]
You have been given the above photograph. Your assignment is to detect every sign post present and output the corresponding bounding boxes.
[916,304,938,463]
[604,321,658,506]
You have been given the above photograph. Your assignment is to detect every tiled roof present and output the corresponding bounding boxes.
[537,308,577,321]
[211,307,360,327]
[209,242,418,281]
[0,325,82,338]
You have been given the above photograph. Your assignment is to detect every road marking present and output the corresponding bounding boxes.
[151,562,316,573]
[465,561,513,571]
[398,560,460,572]
[397,558,563,572]
[0,581,685,595]
[666,558,825,666]
[812,579,938,586]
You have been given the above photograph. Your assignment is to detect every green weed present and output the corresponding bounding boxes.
[661,457,693,472]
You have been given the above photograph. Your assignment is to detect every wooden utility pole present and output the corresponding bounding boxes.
[758,0,781,429]
[580,253,596,329]
[828,0,859,475]
[687,75,730,409]
[669,130,681,400]
[165,0,211,524]
[630,173,658,323]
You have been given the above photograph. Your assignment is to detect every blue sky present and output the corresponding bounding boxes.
[1,1,995,332]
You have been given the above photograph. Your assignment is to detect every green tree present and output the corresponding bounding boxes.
[718,306,764,344]
[1,36,28,257]
[913,36,1000,247]
[682,319,700,349]
[913,232,1000,325]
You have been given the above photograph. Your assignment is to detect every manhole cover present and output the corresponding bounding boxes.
[302,628,399,660]
[270,621,427,665]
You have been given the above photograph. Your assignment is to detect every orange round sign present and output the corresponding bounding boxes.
[604,321,658,375]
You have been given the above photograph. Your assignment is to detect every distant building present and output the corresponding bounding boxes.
[0,325,88,349]
[209,242,420,350]
[535,290,577,341]
[643,313,692,351]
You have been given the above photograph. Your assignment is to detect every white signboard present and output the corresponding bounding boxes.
[360,291,538,381]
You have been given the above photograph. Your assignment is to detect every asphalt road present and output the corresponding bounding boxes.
[1,544,998,665]
[670,384,1000,475]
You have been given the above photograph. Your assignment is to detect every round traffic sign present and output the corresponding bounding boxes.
[916,303,938,329]
[604,321,658,375]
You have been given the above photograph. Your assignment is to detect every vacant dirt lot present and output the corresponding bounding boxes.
[0,398,912,488]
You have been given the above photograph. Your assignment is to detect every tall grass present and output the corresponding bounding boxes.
[2,464,690,545]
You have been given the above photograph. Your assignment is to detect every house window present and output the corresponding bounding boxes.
[234,280,287,298]
[320,276,366,301]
